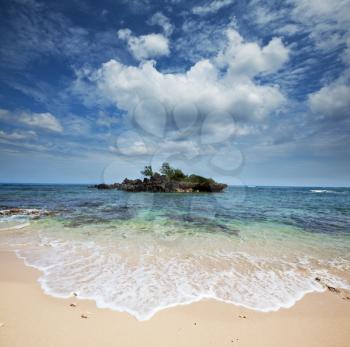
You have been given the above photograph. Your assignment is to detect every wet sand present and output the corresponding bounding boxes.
[0,250,350,347]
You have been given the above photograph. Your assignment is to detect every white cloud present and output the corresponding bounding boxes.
[309,83,350,119]
[303,0,350,121]
[109,130,212,157]
[247,0,350,53]
[215,29,289,78]
[291,0,350,51]
[0,108,63,133]
[276,24,300,36]
[246,0,350,121]
[110,131,151,156]
[148,12,173,36]
[192,0,235,16]
[117,29,170,61]
[75,29,288,150]
[19,112,63,132]
[0,130,37,141]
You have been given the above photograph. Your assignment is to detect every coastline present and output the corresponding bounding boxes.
[1,250,350,347]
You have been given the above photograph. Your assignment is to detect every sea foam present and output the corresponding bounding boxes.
[8,229,350,321]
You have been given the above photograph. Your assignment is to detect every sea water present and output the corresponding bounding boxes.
[0,184,349,320]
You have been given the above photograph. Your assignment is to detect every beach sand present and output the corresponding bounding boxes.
[0,250,349,347]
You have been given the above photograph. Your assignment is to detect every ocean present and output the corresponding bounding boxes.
[0,184,349,320]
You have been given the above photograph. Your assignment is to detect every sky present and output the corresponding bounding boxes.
[0,0,349,186]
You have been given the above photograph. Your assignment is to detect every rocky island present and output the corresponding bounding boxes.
[95,162,227,193]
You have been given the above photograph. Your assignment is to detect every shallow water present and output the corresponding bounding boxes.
[0,184,349,320]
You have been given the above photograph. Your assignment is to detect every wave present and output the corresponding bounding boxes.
[0,208,55,231]
[310,189,339,194]
[8,231,350,321]
[0,222,31,230]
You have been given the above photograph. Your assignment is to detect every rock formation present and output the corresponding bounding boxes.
[94,172,227,193]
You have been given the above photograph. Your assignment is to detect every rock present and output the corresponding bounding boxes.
[70,303,77,307]
[93,166,227,193]
[315,277,321,282]
[80,314,88,319]
[94,178,227,193]
[327,285,340,293]
[0,208,55,217]
[94,183,120,189]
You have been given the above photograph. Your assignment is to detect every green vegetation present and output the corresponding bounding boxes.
[140,165,153,177]
[183,174,215,184]
[159,162,172,177]
[160,162,186,181]
[141,162,216,184]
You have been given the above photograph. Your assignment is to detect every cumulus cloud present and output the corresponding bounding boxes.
[306,1,350,121]
[147,12,173,36]
[215,29,289,78]
[74,29,288,150]
[19,112,63,132]
[245,0,349,125]
[309,83,350,119]
[117,29,170,61]
[192,0,235,16]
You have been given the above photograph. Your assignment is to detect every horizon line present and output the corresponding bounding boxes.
[0,182,349,189]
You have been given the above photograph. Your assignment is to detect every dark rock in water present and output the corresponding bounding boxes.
[78,201,103,208]
[94,183,120,190]
[327,285,340,293]
[164,213,239,236]
[314,278,341,294]
[0,208,55,217]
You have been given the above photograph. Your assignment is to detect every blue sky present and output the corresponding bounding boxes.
[0,0,349,186]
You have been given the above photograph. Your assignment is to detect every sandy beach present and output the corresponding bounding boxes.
[0,250,349,347]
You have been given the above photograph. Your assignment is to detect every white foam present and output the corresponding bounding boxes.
[7,231,350,321]
[310,189,338,194]
[8,223,30,230]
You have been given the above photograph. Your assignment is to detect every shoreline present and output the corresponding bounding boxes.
[1,250,350,346]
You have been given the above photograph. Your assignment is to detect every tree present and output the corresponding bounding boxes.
[141,165,153,177]
[160,162,172,177]
[171,168,186,181]
[160,162,186,181]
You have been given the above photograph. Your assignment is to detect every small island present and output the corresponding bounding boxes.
[95,162,227,193]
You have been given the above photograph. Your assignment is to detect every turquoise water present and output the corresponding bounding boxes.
[0,184,349,319]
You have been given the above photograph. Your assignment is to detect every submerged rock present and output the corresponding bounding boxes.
[0,208,55,217]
